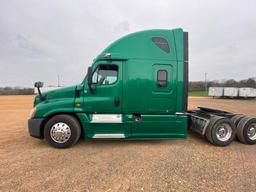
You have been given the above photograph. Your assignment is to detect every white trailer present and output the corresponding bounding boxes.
[239,88,256,98]
[208,87,224,97]
[224,87,239,97]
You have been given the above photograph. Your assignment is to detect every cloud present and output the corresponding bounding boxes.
[0,0,255,87]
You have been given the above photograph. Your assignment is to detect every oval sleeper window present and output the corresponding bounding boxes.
[152,37,170,53]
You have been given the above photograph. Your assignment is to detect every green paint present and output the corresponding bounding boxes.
[32,28,189,140]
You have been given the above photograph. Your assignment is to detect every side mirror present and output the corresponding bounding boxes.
[34,81,44,101]
[34,81,44,88]
[87,67,95,93]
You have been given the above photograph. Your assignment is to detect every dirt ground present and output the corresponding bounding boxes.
[0,96,255,192]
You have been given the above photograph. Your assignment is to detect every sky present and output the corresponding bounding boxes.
[0,0,256,87]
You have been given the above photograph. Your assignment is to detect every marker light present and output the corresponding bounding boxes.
[104,53,111,59]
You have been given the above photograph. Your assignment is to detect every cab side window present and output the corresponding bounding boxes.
[92,64,118,85]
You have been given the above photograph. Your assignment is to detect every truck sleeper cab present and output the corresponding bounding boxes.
[28,28,256,148]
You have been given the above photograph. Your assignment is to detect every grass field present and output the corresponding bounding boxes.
[188,91,208,97]
[0,96,256,192]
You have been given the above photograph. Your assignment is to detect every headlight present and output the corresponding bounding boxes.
[28,107,37,119]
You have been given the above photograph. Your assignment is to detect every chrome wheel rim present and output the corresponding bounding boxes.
[247,123,256,140]
[216,123,232,142]
[50,122,71,143]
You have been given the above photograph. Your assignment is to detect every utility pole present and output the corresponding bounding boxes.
[204,72,207,93]
[57,75,60,87]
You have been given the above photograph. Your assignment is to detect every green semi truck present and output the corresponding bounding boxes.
[28,28,256,148]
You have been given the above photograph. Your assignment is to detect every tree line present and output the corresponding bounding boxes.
[0,77,255,94]
[189,78,256,92]
[0,87,34,95]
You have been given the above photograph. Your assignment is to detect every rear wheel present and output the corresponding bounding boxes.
[237,117,256,145]
[231,114,245,127]
[205,116,236,146]
[44,114,81,148]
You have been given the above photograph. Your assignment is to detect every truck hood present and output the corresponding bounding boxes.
[34,85,77,106]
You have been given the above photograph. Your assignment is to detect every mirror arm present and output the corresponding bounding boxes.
[34,81,45,101]
[37,87,45,101]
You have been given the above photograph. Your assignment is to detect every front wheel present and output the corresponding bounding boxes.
[44,114,81,148]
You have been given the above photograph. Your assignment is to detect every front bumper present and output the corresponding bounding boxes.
[28,118,44,139]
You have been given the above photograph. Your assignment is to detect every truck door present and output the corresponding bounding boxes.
[84,61,122,113]
[82,61,128,138]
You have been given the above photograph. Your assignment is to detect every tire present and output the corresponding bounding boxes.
[231,114,245,127]
[237,117,256,145]
[44,114,81,148]
[205,115,223,144]
[205,116,236,146]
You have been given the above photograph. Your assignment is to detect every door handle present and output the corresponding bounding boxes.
[114,99,120,107]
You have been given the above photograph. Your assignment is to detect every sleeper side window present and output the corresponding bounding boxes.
[157,70,168,87]
[92,64,118,85]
